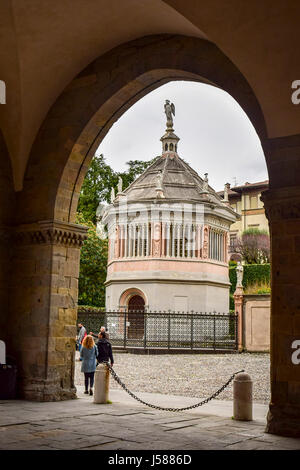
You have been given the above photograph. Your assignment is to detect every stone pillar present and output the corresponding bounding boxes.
[8,220,87,401]
[234,285,244,351]
[262,187,300,437]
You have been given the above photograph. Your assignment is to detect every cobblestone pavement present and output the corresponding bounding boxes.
[75,351,270,404]
[1,392,300,451]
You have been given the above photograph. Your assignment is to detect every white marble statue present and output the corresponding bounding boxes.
[110,187,115,203]
[236,262,244,287]
[202,173,209,192]
[117,176,123,194]
[156,170,163,190]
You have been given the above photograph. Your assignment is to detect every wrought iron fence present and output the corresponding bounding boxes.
[78,310,238,351]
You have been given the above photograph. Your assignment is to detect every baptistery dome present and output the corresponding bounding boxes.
[101,102,238,313]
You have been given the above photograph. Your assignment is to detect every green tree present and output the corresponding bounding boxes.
[76,213,108,307]
[77,154,157,223]
[77,154,116,224]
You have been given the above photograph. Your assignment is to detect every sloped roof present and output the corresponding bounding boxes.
[217,180,269,198]
[120,152,225,206]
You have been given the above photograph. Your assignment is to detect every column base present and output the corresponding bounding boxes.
[18,378,77,402]
[266,403,300,437]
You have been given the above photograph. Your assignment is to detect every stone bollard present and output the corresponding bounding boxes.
[233,372,253,421]
[94,363,110,404]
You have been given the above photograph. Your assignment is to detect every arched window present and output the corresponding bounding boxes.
[170,143,174,151]
[165,143,168,151]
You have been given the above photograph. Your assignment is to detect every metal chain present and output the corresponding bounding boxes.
[106,363,245,412]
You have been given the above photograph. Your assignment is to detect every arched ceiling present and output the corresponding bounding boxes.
[0,0,299,191]
[164,0,300,138]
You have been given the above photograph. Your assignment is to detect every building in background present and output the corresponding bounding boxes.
[101,103,238,316]
[218,180,269,261]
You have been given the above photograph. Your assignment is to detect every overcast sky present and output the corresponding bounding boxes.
[97,81,268,192]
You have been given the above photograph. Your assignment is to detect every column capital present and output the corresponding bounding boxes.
[261,187,300,222]
[14,219,88,247]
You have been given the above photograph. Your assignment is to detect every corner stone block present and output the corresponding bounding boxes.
[64,325,77,338]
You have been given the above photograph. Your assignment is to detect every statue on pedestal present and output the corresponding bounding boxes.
[117,176,123,194]
[236,262,244,287]
[202,173,209,192]
[110,187,115,203]
[164,100,175,128]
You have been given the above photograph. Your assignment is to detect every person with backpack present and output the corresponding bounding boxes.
[96,331,114,367]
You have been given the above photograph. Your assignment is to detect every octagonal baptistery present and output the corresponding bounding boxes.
[102,113,238,314]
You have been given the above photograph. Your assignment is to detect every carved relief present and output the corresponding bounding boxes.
[152,222,161,257]
[261,190,300,222]
[14,221,88,247]
[114,225,120,258]
[202,225,209,259]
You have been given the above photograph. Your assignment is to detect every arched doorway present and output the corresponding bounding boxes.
[127,295,145,340]
[128,295,145,312]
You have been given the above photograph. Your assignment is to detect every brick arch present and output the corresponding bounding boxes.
[119,288,148,309]
[17,34,268,226]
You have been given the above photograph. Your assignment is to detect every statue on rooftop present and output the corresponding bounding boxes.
[202,173,209,192]
[110,187,115,203]
[164,100,175,128]
[117,176,123,194]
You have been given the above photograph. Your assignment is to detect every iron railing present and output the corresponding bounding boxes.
[78,310,238,351]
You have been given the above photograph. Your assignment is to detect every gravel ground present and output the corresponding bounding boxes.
[75,351,270,404]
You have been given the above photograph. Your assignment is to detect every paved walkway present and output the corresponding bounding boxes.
[1,386,300,450]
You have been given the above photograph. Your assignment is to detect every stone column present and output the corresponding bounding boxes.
[9,220,87,401]
[233,285,244,352]
[262,187,300,437]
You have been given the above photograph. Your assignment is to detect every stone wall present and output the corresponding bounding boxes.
[243,294,270,352]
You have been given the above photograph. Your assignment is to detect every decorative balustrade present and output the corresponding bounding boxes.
[108,222,227,262]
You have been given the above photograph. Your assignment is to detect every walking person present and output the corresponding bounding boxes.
[90,326,110,342]
[96,331,114,367]
[77,323,87,353]
[80,335,97,395]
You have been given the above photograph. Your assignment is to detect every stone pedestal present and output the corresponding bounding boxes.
[233,372,253,421]
[234,285,244,351]
[94,363,110,404]
[262,187,300,437]
[8,220,87,401]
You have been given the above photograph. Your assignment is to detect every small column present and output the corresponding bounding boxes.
[161,222,166,257]
[124,225,128,258]
[171,224,175,257]
[182,224,186,257]
[146,223,150,256]
[176,224,180,257]
[166,222,171,257]
[234,263,244,351]
[129,225,133,257]
[133,224,136,257]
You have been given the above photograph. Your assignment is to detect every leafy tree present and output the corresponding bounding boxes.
[232,228,270,264]
[76,212,108,307]
[77,154,116,224]
[77,154,157,223]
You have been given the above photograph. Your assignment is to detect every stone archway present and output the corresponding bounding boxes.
[8,32,300,438]
[9,35,268,402]
[119,287,148,310]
